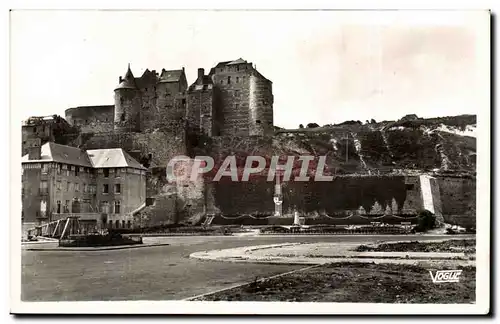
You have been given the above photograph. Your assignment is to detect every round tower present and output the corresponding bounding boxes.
[248,73,273,136]
[114,64,141,132]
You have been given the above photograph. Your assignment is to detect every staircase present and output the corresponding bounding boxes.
[202,215,215,227]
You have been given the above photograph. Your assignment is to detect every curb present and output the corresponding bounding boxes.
[190,240,475,265]
[25,243,170,252]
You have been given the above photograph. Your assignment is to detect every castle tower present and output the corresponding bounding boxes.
[114,64,142,132]
[210,59,274,136]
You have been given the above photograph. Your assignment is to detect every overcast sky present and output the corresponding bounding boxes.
[10,10,489,128]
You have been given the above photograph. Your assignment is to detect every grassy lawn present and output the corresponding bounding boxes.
[354,239,476,253]
[194,262,475,303]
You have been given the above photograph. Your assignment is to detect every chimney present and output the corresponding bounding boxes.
[197,68,204,84]
[28,146,41,160]
[27,138,42,160]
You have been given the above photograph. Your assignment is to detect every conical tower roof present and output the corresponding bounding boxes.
[115,64,137,90]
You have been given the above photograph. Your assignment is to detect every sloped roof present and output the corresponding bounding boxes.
[215,58,247,67]
[158,69,183,83]
[22,142,147,170]
[227,58,247,65]
[115,64,137,90]
[87,148,147,170]
[22,142,93,167]
[188,75,214,92]
[214,61,232,68]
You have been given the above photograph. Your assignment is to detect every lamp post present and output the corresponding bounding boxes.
[273,165,284,217]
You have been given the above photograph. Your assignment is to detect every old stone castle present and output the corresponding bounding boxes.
[64,58,273,137]
[21,58,476,231]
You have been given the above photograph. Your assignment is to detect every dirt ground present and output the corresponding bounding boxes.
[354,239,476,253]
[194,262,475,303]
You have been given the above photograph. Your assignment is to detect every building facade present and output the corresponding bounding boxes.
[21,142,147,232]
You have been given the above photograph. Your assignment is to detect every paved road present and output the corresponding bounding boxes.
[21,234,460,301]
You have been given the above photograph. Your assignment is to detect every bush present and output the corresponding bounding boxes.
[414,210,436,232]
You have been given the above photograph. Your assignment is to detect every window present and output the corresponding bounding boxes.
[64,200,70,213]
[103,169,109,178]
[33,127,37,133]
[122,220,126,228]
[120,97,124,104]
[39,180,48,194]
[41,163,49,174]
[101,201,109,213]
[83,184,88,193]
[220,80,223,84]
[56,181,61,191]
[115,201,121,214]
[236,77,239,83]
[108,220,113,228]
[127,220,131,229]
[115,168,120,177]
[57,164,62,174]
[115,220,120,228]
[56,201,61,213]
[75,167,79,177]
[227,76,231,84]
[114,184,121,194]
[235,104,239,110]
[234,90,240,98]
[103,184,109,194]
[75,183,80,192]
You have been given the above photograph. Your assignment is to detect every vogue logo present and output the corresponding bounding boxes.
[429,270,462,283]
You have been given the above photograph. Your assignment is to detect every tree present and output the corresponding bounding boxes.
[415,210,436,232]
[299,124,304,129]
[307,123,320,128]
[370,119,376,124]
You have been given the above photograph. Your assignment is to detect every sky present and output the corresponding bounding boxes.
[10,10,489,129]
